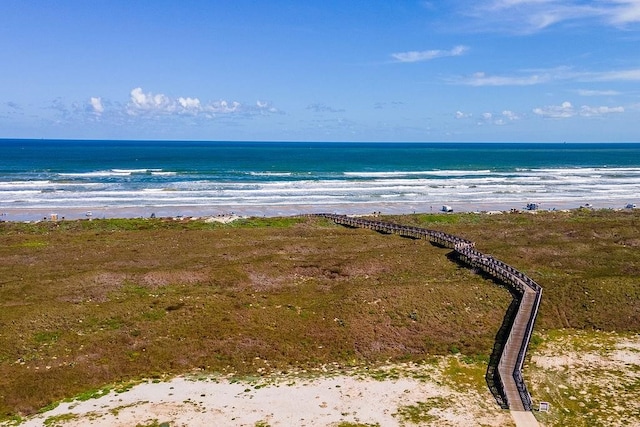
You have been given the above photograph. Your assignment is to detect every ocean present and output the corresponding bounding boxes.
[1,139,639,220]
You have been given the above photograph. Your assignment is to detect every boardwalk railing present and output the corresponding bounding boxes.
[312,213,542,412]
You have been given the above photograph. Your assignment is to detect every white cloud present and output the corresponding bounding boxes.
[579,105,625,116]
[533,101,575,118]
[460,71,552,86]
[391,45,468,63]
[129,87,172,113]
[466,0,640,33]
[576,89,621,96]
[502,110,520,120]
[124,88,275,118]
[586,68,640,81]
[456,107,523,125]
[256,100,279,113]
[205,100,240,114]
[450,45,468,56]
[90,97,104,114]
[604,0,640,26]
[458,109,521,125]
[533,100,625,118]
[177,97,201,111]
[455,67,640,87]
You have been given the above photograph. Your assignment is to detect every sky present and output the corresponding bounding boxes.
[1,0,640,142]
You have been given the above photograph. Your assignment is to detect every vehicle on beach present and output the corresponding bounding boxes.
[626,203,637,209]
[441,205,453,212]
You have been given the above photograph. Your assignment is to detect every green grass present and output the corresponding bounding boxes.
[37,402,59,414]
[74,387,111,402]
[393,398,449,424]
[14,240,48,248]
[0,415,23,426]
[442,357,488,394]
[230,216,306,228]
[33,331,61,345]
[43,413,78,426]
[1,210,638,420]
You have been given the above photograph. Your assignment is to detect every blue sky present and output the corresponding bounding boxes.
[1,1,639,142]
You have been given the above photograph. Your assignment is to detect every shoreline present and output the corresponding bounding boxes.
[1,198,636,222]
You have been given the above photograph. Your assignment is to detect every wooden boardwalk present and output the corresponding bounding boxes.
[312,213,542,412]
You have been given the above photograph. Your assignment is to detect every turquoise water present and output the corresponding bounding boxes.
[1,140,639,217]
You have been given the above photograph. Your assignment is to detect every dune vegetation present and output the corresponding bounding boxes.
[0,209,638,423]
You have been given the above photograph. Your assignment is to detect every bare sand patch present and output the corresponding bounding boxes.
[17,360,514,427]
[18,331,638,426]
[204,215,244,224]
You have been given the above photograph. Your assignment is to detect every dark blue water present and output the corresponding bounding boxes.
[2,140,639,175]
[1,139,639,217]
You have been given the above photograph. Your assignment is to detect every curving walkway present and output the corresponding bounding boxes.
[312,213,542,416]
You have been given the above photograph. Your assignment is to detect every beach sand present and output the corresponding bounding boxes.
[0,197,633,222]
[18,361,515,427]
